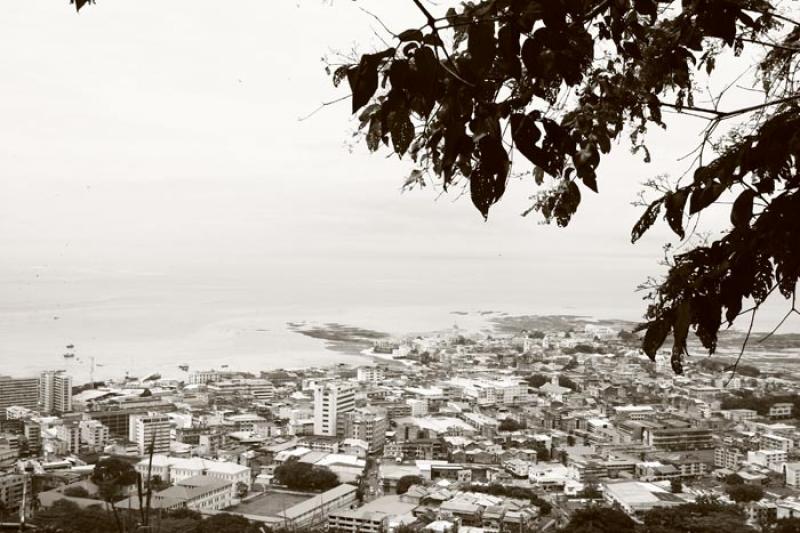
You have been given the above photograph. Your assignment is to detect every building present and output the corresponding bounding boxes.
[343,407,387,454]
[135,454,251,498]
[157,475,232,511]
[762,433,793,452]
[278,483,358,529]
[0,375,39,413]
[56,420,81,453]
[613,405,656,421]
[747,449,788,472]
[188,370,219,385]
[129,412,171,456]
[208,379,274,402]
[642,426,714,451]
[715,446,744,470]
[39,371,72,414]
[603,481,686,514]
[770,403,793,419]
[0,474,30,519]
[80,418,110,449]
[720,409,758,422]
[313,382,355,437]
[784,463,800,487]
[328,494,416,533]
[407,399,428,417]
[448,378,532,406]
[356,366,386,383]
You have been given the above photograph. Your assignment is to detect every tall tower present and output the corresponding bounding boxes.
[39,371,72,414]
[313,381,355,437]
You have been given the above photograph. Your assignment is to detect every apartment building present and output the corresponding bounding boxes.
[343,406,387,454]
[715,446,745,469]
[80,418,110,449]
[39,371,72,414]
[356,366,386,383]
[747,449,788,472]
[129,412,171,456]
[0,375,39,413]
[313,381,356,437]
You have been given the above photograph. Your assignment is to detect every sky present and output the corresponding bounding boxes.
[0,1,795,376]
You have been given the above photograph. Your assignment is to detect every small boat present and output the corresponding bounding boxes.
[66,344,74,349]
[63,353,75,359]
[178,364,189,371]
[221,364,229,369]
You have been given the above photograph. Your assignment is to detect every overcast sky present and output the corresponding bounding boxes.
[1,0,793,354]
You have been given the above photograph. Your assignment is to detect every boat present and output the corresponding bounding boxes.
[63,353,75,359]
[143,373,161,381]
[221,364,229,369]
[178,364,189,371]
[66,344,74,349]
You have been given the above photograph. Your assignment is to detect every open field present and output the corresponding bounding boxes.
[228,489,310,517]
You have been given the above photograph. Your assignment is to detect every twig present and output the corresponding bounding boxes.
[725,308,756,386]
[758,291,798,343]
[358,6,398,38]
[298,95,351,121]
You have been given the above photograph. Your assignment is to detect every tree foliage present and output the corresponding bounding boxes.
[499,417,524,431]
[274,459,340,492]
[725,482,765,503]
[557,506,636,533]
[63,485,90,498]
[333,0,800,374]
[397,474,424,494]
[91,457,137,503]
[721,390,800,415]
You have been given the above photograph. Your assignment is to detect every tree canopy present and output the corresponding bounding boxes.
[397,474,424,494]
[330,0,800,374]
[274,459,340,492]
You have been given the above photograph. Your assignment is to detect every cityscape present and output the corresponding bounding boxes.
[3,0,800,532]
[2,316,800,532]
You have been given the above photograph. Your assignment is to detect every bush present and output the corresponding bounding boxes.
[63,485,90,498]
[499,418,522,432]
[725,483,764,503]
[397,475,423,494]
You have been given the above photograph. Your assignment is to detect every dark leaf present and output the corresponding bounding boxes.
[664,189,688,239]
[633,0,657,22]
[366,116,382,152]
[642,319,671,360]
[468,20,497,74]
[389,110,415,156]
[672,300,691,355]
[348,58,379,113]
[422,34,444,47]
[689,180,726,214]
[731,189,755,229]
[333,66,349,88]
[398,29,424,42]
[631,198,663,243]
[470,137,509,218]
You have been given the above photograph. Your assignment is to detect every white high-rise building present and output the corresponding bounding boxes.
[39,371,72,414]
[313,382,356,437]
[129,412,171,456]
[356,366,385,383]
